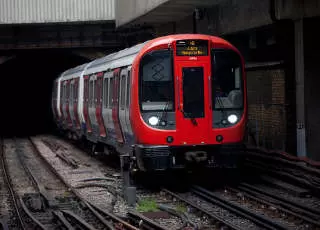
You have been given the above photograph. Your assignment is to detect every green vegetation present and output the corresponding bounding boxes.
[175,203,187,213]
[136,198,159,212]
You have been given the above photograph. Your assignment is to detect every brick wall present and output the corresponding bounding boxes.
[246,68,287,150]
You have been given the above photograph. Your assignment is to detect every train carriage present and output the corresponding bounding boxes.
[52,34,247,173]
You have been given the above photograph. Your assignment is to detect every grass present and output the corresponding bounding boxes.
[136,198,159,212]
[175,203,187,213]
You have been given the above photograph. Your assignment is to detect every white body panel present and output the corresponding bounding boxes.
[56,75,63,118]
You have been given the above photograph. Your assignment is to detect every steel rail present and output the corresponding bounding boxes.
[161,188,243,230]
[29,137,139,230]
[0,139,26,230]
[191,185,288,230]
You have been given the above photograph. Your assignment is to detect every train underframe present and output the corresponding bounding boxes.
[56,124,245,175]
[132,143,246,173]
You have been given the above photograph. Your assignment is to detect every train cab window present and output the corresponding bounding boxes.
[126,71,131,108]
[120,74,126,110]
[103,78,109,108]
[211,49,243,109]
[139,49,174,111]
[109,77,114,108]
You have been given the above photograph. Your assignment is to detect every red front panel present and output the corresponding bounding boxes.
[130,35,247,146]
[95,73,107,137]
[175,60,212,145]
[73,78,81,129]
[83,77,92,132]
[112,69,124,143]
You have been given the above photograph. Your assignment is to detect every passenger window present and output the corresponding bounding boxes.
[109,78,114,108]
[89,80,93,107]
[66,82,70,102]
[103,78,109,108]
[74,83,77,102]
[60,84,63,101]
[70,84,73,105]
[64,85,66,103]
[84,79,88,103]
[94,80,98,105]
[126,71,131,108]
[120,74,126,110]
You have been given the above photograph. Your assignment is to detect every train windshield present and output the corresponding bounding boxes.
[211,49,243,110]
[140,49,174,111]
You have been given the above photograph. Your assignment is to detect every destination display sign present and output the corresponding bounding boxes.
[176,39,208,56]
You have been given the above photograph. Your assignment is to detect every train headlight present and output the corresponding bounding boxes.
[227,114,238,124]
[148,116,159,126]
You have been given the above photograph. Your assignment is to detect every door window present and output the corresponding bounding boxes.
[182,67,205,118]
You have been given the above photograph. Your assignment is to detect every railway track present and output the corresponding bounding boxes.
[0,137,156,230]
[191,186,292,230]
[25,134,320,230]
[29,136,170,230]
[0,139,24,229]
[160,188,245,230]
[226,183,320,229]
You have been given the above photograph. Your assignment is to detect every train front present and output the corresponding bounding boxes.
[131,35,247,172]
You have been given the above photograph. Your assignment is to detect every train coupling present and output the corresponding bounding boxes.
[185,151,208,162]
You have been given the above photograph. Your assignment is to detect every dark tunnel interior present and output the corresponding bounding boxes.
[0,50,90,137]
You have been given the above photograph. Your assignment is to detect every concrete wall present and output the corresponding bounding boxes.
[0,0,115,24]
[116,0,169,27]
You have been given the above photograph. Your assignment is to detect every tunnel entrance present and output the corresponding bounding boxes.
[0,49,92,137]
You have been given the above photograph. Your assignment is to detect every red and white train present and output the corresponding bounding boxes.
[52,34,247,172]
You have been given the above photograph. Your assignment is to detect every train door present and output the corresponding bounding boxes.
[73,78,80,129]
[112,69,124,144]
[119,68,128,142]
[69,79,75,128]
[62,81,68,127]
[88,75,98,134]
[83,76,92,133]
[95,73,107,137]
[66,80,72,127]
[102,71,115,139]
[175,61,211,144]
[125,67,133,142]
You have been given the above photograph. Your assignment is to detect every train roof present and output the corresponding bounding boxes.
[56,34,238,80]
[83,41,149,75]
[60,62,93,81]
